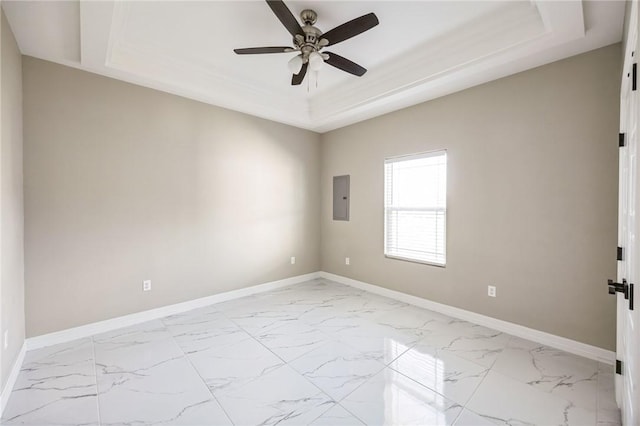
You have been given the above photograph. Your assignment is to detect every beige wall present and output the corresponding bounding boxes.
[23,57,321,337]
[20,43,622,350]
[1,9,25,392]
[321,44,621,350]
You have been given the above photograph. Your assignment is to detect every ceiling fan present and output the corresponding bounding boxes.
[233,0,379,86]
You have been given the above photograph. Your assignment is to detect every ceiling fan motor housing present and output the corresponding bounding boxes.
[293,10,327,62]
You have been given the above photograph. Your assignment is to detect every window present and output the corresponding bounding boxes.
[384,150,447,266]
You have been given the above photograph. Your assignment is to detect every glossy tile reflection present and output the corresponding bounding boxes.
[341,368,463,425]
[390,343,489,405]
[0,278,621,425]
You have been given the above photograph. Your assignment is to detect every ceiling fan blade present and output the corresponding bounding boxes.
[266,0,304,37]
[234,47,292,55]
[321,13,379,46]
[292,62,308,85]
[324,52,367,76]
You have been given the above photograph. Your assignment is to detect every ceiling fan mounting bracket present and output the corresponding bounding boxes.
[300,9,317,25]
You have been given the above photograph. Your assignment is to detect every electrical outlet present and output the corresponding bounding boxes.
[345,257,350,265]
[143,280,152,292]
[290,256,296,265]
[488,285,497,297]
[3,330,8,349]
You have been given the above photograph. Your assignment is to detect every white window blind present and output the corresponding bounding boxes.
[384,150,447,266]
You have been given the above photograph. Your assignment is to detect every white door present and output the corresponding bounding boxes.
[617,2,640,424]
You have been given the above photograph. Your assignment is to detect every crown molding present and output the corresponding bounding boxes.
[5,0,624,133]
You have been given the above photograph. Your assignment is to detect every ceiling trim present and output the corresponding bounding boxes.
[3,0,624,133]
[310,1,550,123]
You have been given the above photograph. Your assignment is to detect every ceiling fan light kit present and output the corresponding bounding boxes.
[234,0,379,86]
[308,51,325,71]
[288,55,303,74]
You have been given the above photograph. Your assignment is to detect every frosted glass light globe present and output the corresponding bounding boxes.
[288,55,303,74]
[309,52,324,71]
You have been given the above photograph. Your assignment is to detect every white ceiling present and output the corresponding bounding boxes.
[2,1,626,133]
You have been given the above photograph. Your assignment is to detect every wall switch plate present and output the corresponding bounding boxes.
[3,330,8,349]
[488,285,497,297]
[290,256,296,265]
[143,280,152,292]
[345,257,350,265]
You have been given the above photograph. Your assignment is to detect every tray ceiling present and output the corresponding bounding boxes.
[2,1,626,133]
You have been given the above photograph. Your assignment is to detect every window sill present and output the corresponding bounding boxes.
[384,254,446,268]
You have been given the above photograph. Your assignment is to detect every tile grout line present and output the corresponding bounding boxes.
[219,291,387,425]
[458,360,492,421]
[233,287,451,425]
[158,316,237,426]
[456,334,515,424]
[216,300,352,424]
[314,313,449,406]
[90,336,103,426]
[384,329,513,424]
[330,402,367,425]
[284,319,418,422]
[2,279,619,426]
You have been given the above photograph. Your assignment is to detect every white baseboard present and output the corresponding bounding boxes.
[21,269,614,367]
[26,272,320,351]
[319,271,615,365]
[0,342,26,418]
[0,269,615,419]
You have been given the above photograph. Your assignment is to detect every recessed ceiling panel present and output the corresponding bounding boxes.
[106,1,515,96]
[2,0,626,132]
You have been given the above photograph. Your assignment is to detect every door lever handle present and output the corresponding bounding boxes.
[608,279,629,299]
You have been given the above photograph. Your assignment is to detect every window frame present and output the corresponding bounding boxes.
[383,149,448,267]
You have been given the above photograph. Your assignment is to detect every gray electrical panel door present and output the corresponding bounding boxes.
[333,175,350,221]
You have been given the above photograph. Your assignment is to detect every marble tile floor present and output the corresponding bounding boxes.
[1,278,621,426]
